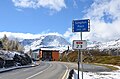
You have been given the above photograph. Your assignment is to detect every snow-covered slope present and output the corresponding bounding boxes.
[20,35,71,52]
[20,35,120,52]
[73,69,120,79]
[40,35,70,47]
[88,39,120,49]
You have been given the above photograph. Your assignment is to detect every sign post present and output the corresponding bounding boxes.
[72,19,90,79]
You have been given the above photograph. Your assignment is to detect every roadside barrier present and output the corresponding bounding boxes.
[68,69,74,79]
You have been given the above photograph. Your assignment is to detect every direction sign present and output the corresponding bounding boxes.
[72,40,87,49]
[72,19,90,32]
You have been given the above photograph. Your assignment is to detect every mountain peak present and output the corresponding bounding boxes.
[21,35,71,52]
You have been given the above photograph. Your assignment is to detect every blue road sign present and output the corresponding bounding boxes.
[72,19,90,32]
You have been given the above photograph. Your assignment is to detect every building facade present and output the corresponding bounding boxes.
[40,48,60,61]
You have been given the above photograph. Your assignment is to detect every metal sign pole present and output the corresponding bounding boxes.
[72,19,90,79]
[80,32,83,79]
[78,32,83,79]
[78,49,80,79]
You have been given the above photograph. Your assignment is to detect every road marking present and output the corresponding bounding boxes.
[25,63,52,79]
[61,65,69,79]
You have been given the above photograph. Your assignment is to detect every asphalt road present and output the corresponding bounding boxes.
[61,62,111,72]
[0,61,111,79]
[0,61,68,79]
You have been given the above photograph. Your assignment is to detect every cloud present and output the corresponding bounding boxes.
[12,0,66,11]
[0,32,62,40]
[63,28,90,43]
[63,28,72,38]
[83,0,120,42]
[44,32,63,37]
[0,32,41,39]
[64,0,120,43]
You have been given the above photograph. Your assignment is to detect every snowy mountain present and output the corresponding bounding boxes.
[40,35,70,46]
[2,32,120,51]
[20,35,71,52]
[88,39,120,49]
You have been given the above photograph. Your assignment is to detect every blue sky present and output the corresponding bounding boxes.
[0,0,120,42]
[0,0,92,34]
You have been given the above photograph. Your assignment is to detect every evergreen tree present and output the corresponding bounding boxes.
[8,40,14,51]
[2,34,8,42]
[1,34,9,50]
[1,34,24,52]
[17,44,24,52]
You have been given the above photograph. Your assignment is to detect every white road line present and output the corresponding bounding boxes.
[62,65,69,79]
[25,63,52,79]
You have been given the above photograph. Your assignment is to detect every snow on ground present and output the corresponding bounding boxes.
[73,70,120,79]
[73,65,120,79]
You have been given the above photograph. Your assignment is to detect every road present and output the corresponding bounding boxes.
[62,62,111,72]
[0,61,68,79]
[0,61,111,79]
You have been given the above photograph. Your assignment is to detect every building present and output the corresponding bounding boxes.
[31,49,40,61]
[31,47,60,61]
[31,46,70,61]
[40,47,60,61]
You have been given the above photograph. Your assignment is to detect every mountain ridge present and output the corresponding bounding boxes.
[88,39,120,49]
[20,35,71,52]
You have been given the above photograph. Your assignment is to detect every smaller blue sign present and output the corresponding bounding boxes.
[72,19,90,32]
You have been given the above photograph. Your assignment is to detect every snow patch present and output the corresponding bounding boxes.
[73,69,120,79]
